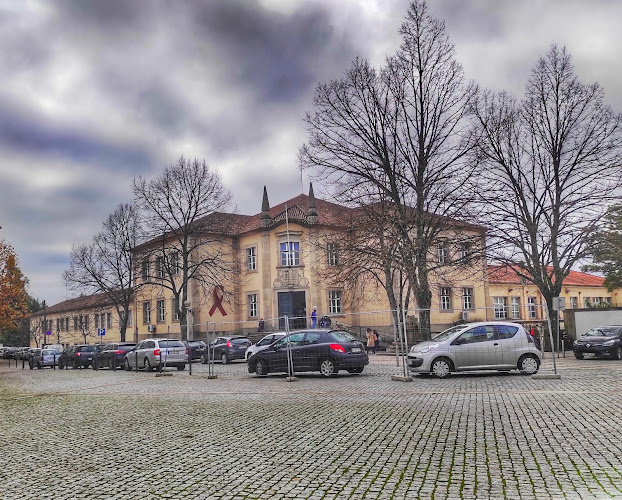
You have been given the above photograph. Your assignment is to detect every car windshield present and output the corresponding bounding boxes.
[432,324,470,342]
[230,338,250,345]
[328,331,357,343]
[584,328,620,337]
[158,341,185,348]
[79,346,97,352]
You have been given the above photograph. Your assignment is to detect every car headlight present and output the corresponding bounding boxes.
[603,339,615,347]
[420,344,439,354]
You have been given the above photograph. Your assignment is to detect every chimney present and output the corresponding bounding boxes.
[261,186,272,227]
[308,183,318,224]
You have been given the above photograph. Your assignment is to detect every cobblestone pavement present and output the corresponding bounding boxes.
[0,355,621,499]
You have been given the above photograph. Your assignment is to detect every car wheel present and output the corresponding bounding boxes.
[431,358,452,378]
[29,361,33,370]
[58,360,64,370]
[200,354,206,364]
[613,346,622,361]
[221,353,228,364]
[144,358,153,372]
[124,359,132,371]
[574,353,583,360]
[37,362,42,369]
[518,354,540,375]
[347,366,364,374]
[176,365,185,371]
[255,359,268,376]
[319,358,337,377]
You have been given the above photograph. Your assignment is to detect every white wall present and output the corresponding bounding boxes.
[574,310,622,336]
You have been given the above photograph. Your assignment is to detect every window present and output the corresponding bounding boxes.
[173,298,180,321]
[247,247,257,271]
[437,242,448,264]
[604,297,612,305]
[327,243,339,266]
[329,290,342,314]
[141,259,150,280]
[510,297,521,319]
[440,287,451,310]
[495,325,518,339]
[592,297,602,305]
[169,251,179,275]
[95,314,99,329]
[127,310,132,327]
[462,288,473,310]
[458,243,470,262]
[570,297,578,309]
[56,318,60,331]
[73,317,78,330]
[458,325,495,344]
[107,312,112,328]
[157,300,165,322]
[65,317,69,331]
[280,242,300,266]
[493,297,508,319]
[100,313,106,329]
[248,293,258,318]
[155,256,165,279]
[143,302,151,324]
[528,297,537,318]
[84,315,89,329]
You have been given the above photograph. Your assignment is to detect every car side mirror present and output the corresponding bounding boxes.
[453,338,465,345]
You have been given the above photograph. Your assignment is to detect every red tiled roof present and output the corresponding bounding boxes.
[488,265,605,287]
[31,292,115,317]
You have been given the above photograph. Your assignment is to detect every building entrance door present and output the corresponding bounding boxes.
[278,291,307,330]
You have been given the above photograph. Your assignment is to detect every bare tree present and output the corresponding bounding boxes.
[132,156,234,340]
[301,0,478,335]
[63,204,139,342]
[472,45,622,336]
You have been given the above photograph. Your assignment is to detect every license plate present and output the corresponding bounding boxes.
[352,347,362,353]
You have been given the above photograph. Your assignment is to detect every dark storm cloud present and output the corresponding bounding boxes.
[0,100,153,172]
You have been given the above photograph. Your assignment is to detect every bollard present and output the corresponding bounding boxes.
[22,357,25,370]
[159,350,163,373]
[135,350,138,372]
[113,354,116,372]
[94,353,98,371]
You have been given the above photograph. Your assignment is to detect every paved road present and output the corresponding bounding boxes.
[0,356,621,499]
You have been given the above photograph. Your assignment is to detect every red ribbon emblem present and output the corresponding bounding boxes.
[209,285,227,317]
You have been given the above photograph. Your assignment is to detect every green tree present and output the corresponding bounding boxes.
[583,205,622,292]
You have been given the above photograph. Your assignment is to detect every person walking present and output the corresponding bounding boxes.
[311,308,317,328]
[366,328,375,355]
[373,330,380,354]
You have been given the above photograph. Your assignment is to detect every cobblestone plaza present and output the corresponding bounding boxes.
[1,356,621,499]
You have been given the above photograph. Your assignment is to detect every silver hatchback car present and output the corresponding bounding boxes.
[124,338,188,371]
[407,322,541,378]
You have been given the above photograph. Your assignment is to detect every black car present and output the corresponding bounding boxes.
[573,326,622,360]
[201,336,251,364]
[92,343,136,369]
[247,329,369,377]
[185,340,207,362]
[58,345,98,369]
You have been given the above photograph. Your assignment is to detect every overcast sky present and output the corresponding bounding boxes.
[2,0,622,306]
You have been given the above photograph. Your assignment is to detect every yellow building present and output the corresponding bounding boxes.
[29,292,131,346]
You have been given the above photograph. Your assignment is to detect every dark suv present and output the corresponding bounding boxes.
[93,343,136,370]
[573,326,622,360]
[59,345,98,369]
[201,336,251,364]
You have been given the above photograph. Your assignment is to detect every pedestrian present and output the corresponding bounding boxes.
[258,318,265,332]
[366,328,375,355]
[373,330,380,354]
[311,307,317,328]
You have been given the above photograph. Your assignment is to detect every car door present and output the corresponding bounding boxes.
[130,342,144,368]
[451,325,498,369]
[494,325,522,368]
[299,331,324,371]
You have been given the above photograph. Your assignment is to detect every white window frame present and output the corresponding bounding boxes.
[437,242,448,265]
[248,293,258,318]
[510,297,521,319]
[156,256,165,279]
[462,287,473,310]
[143,302,151,324]
[141,259,150,280]
[493,297,508,319]
[280,241,300,266]
[570,297,578,309]
[247,246,257,271]
[328,290,342,314]
[173,298,180,321]
[169,251,179,275]
[327,243,339,266]
[157,299,165,322]
[528,297,537,318]
[440,287,451,311]
[107,312,112,328]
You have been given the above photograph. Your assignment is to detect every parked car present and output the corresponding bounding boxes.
[30,349,61,369]
[15,347,31,360]
[124,339,188,372]
[407,322,541,378]
[201,336,252,364]
[573,326,622,360]
[25,348,42,362]
[247,329,369,377]
[2,347,17,359]
[92,343,136,369]
[185,340,207,362]
[245,332,286,360]
[58,345,98,369]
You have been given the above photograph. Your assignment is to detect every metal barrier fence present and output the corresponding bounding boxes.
[2,303,578,379]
